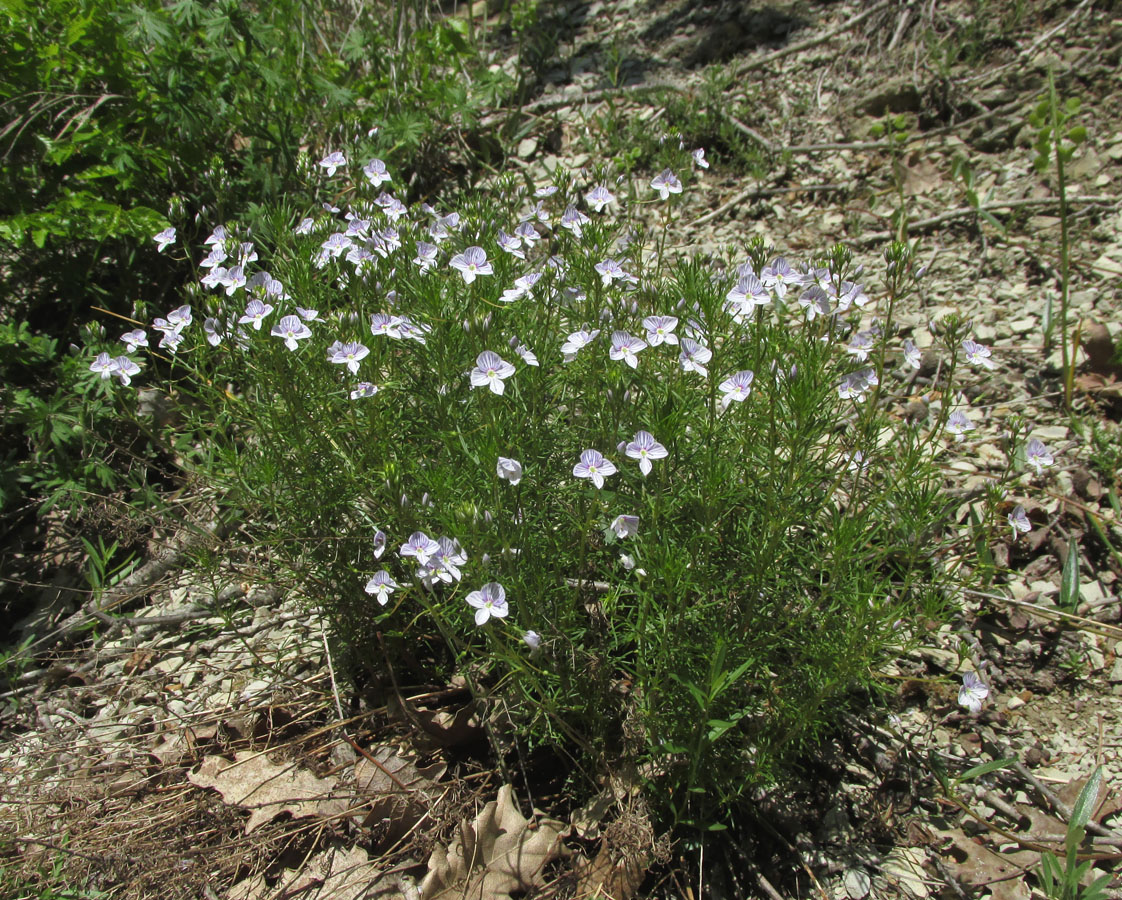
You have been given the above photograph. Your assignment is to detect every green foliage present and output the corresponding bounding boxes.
[91,151,1033,829]
[949,154,1005,233]
[1037,767,1113,900]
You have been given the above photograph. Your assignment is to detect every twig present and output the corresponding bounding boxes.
[853,196,1120,245]
[731,0,895,77]
[693,182,850,227]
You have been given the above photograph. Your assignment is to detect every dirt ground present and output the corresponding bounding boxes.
[2,0,1121,897]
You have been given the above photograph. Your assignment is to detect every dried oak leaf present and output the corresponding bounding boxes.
[354,745,446,835]
[420,784,568,900]
[226,845,406,900]
[188,750,347,834]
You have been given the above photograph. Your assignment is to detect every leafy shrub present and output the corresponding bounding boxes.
[88,150,1048,828]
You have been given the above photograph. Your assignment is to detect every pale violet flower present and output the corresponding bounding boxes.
[610,515,639,539]
[497,456,523,486]
[947,410,974,442]
[625,431,667,477]
[585,185,615,213]
[200,245,227,269]
[322,232,353,259]
[364,570,399,606]
[158,329,185,353]
[166,305,192,328]
[522,630,542,652]
[958,671,989,713]
[295,306,319,321]
[204,224,228,246]
[515,221,540,245]
[595,259,632,286]
[679,338,712,377]
[760,257,797,299]
[271,315,312,351]
[573,449,617,489]
[534,184,558,198]
[153,226,176,252]
[903,339,922,370]
[433,537,467,582]
[373,529,387,558]
[962,339,995,370]
[501,272,542,303]
[398,316,430,345]
[1009,505,1031,539]
[400,531,440,567]
[466,582,508,626]
[650,169,682,200]
[643,315,679,346]
[471,351,516,395]
[363,158,391,187]
[847,331,876,363]
[514,343,538,367]
[560,206,590,238]
[691,148,709,169]
[111,356,140,386]
[90,352,116,379]
[328,340,370,374]
[220,265,246,296]
[121,329,148,352]
[719,370,755,404]
[726,272,769,314]
[295,217,315,235]
[561,329,600,362]
[239,299,273,330]
[350,383,379,399]
[838,371,871,401]
[319,151,346,176]
[370,313,403,339]
[1025,438,1054,474]
[610,331,647,368]
[413,241,438,272]
[497,230,524,259]
[798,284,831,319]
[450,246,493,284]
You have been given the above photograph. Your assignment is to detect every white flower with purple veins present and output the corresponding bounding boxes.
[398,316,430,345]
[799,285,831,319]
[679,339,712,377]
[467,582,509,626]
[720,370,755,404]
[833,280,869,311]
[497,230,524,259]
[400,531,440,567]
[439,211,461,230]
[1025,438,1054,474]
[497,456,523,486]
[363,158,391,187]
[347,245,376,272]
[522,630,541,652]
[471,350,516,395]
[200,266,227,289]
[236,242,258,266]
[595,259,631,286]
[903,339,921,370]
[428,221,450,243]
[650,169,683,200]
[370,313,403,339]
[838,372,870,401]
[121,329,148,352]
[501,272,542,303]
[573,449,617,489]
[514,221,540,246]
[327,340,370,374]
[947,410,974,441]
[319,151,346,176]
[295,306,319,321]
[239,299,274,330]
[166,305,192,329]
[345,217,371,238]
[373,529,387,558]
[450,246,493,284]
[610,331,647,368]
[364,571,399,606]
[413,241,438,272]
[560,206,590,239]
[726,272,769,314]
[159,329,185,353]
[643,315,679,347]
[691,148,709,169]
[153,227,176,252]
[514,343,538,367]
[221,265,246,296]
[585,185,615,213]
[430,537,467,584]
[1008,505,1031,539]
[322,232,353,259]
[90,353,116,379]
[561,328,600,362]
[350,382,379,399]
[962,339,994,370]
[610,515,639,539]
[203,318,223,347]
[271,315,312,351]
[847,331,876,362]
[760,257,797,299]
[526,201,551,224]
[205,225,228,246]
[111,356,140,386]
[847,450,870,473]
[958,671,989,713]
[625,431,668,477]
[295,217,315,235]
[200,245,227,269]
[534,184,558,198]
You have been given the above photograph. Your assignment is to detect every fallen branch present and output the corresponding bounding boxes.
[694,182,851,227]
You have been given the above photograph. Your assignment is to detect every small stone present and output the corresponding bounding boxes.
[1007,695,1026,710]
[517,137,537,159]
[1009,317,1037,335]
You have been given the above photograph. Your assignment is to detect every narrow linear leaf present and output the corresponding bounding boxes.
[1059,538,1080,610]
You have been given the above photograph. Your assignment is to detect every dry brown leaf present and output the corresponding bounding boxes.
[413,702,485,747]
[225,845,406,900]
[354,745,446,837]
[420,784,568,900]
[188,750,348,834]
[933,826,1035,900]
